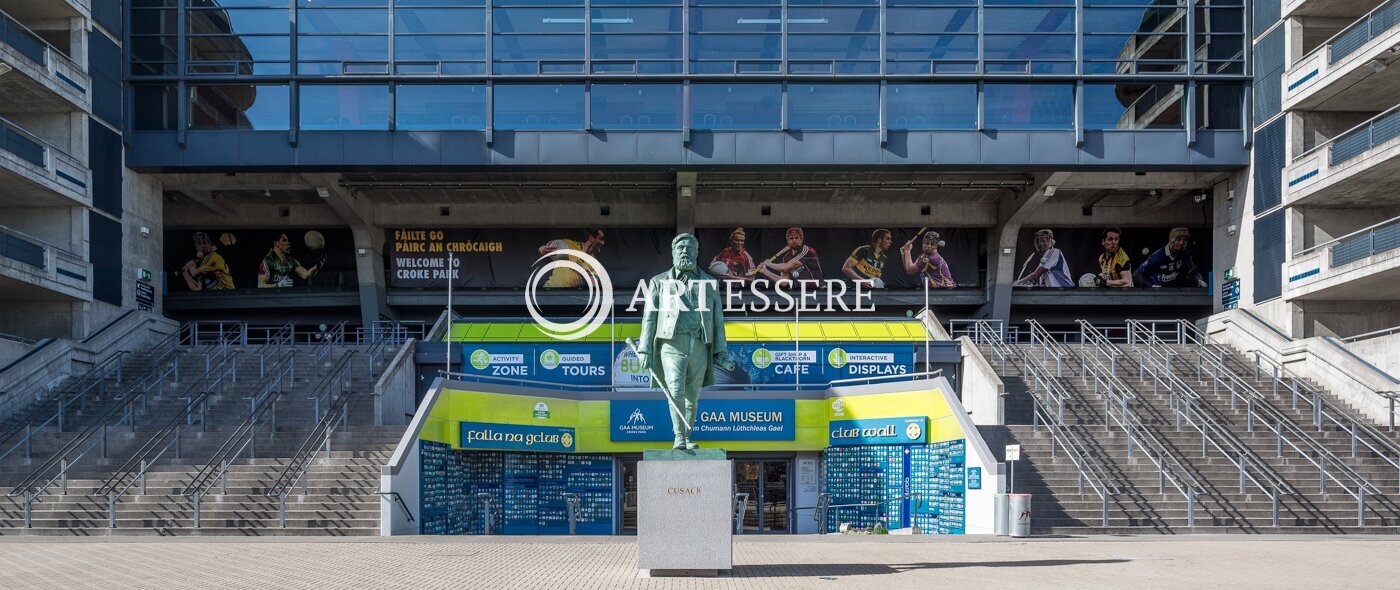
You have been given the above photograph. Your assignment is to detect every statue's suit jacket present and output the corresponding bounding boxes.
[638,269,728,389]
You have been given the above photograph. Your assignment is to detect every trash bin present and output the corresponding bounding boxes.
[994,494,1009,536]
[1009,494,1032,537]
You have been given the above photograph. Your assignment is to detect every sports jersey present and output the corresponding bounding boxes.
[260,251,302,288]
[542,239,589,288]
[1098,249,1131,280]
[846,245,887,281]
[712,247,754,277]
[1136,247,1200,287]
[195,252,234,290]
[778,245,822,281]
[1032,248,1074,288]
[914,251,956,288]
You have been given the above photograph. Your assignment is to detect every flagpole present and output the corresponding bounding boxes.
[446,250,453,376]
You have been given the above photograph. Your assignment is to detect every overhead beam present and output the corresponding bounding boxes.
[300,173,373,227]
[178,190,237,219]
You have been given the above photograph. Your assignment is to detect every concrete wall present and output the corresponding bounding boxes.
[958,336,1006,426]
[1292,111,1377,153]
[1294,300,1400,338]
[374,340,419,426]
[0,207,81,251]
[0,299,82,341]
[1212,170,1251,311]
[0,337,35,368]
[1346,332,1400,377]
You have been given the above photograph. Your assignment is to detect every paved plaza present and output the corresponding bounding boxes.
[0,535,1395,589]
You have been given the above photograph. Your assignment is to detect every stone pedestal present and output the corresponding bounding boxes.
[638,449,733,577]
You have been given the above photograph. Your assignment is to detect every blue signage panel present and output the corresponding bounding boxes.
[460,343,613,385]
[718,343,915,386]
[967,466,982,490]
[828,416,928,446]
[460,421,576,452]
[610,399,795,441]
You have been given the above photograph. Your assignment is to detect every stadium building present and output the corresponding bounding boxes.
[0,0,1397,537]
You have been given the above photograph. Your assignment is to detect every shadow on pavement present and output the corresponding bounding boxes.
[733,559,1130,578]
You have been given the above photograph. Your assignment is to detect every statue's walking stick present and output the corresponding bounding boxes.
[624,337,692,432]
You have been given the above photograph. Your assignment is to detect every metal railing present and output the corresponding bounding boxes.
[93,343,294,500]
[179,352,311,529]
[0,321,210,464]
[1326,104,1400,167]
[1114,322,1294,526]
[265,385,352,528]
[0,115,87,190]
[8,329,243,527]
[1002,322,1120,524]
[1126,320,1394,524]
[1328,0,1400,64]
[0,223,88,285]
[1048,320,1205,527]
[358,321,426,346]
[1343,324,1400,343]
[0,7,87,89]
[1328,215,1400,268]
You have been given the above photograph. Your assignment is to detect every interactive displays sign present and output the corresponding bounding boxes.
[460,342,915,387]
[459,422,576,452]
[829,416,929,446]
[609,399,795,441]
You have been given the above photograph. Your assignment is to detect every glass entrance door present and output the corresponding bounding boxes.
[735,460,791,534]
[619,459,639,534]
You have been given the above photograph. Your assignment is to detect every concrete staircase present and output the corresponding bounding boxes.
[981,341,1400,534]
[0,341,410,536]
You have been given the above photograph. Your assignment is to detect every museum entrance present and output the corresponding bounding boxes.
[736,460,791,534]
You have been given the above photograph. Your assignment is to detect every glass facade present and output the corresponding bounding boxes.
[130,0,1249,133]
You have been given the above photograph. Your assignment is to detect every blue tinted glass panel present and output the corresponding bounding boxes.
[691,8,781,33]
[395,8,485,33]
[1197,83,1243,129]
[591,8,680,32]
[886,0,975,4]
[984,0,1075,5]
[189,36,292,61]
[1083,83,1183,129]
[395,35,487,60]
[189,84,290,130]
[689,0,780,5]
[493,35,585,60]
[983,84,1073,129]
[297,9,389,34]
[591,83,681,129]
[187,9,290,35]
[493,0,583,5]
[885,8,977,33]
[590,34,682,59]
[493,8,585,32]
[886,84,976,129]
[691,84,781,130]
[983,35,1075,59]
[788,0,876,4]
[297,0,388,5]
[787,84,877,129]
[786,35,879,60]
[589,0,679,4]
[786,8,879,32]
[885,35,978,60]
[494,84,584,130]
[1083,8,1184,33]
[984,8,1074,32]
[395,0,486,5]
[296,36,389,61]
[395,84,487,130]
[690,34,780,60]
[299,85,390,130]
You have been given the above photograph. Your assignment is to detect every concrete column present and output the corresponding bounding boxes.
[1286,206,1306,256]
[976,172,1071,322]
[70,17,88,69]
[676,172,696,235]
[353,226,394,327]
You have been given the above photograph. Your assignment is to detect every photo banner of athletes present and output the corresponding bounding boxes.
[164,228,355,292]
[1012,227,1211,289]
[386,227,983,289]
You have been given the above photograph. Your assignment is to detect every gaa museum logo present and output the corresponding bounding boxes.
[533,402,550,420]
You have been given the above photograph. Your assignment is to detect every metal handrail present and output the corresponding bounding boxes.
[1125,325,1292,526]
[0,322,201,464]
[98,349,293,501]
[179,353,312,529]
[6,328,240,496]
[1182,317,1400,455]
[1292,102,1400,163]
[1291,0,1400,66]
[1343,324,1400,343]
[266,388,352,529]
[307,350,354,423]
[1292,213,1400,259]
[1066,321,1205,526]
[0,351,128,460]
[1130,321,1389,524]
